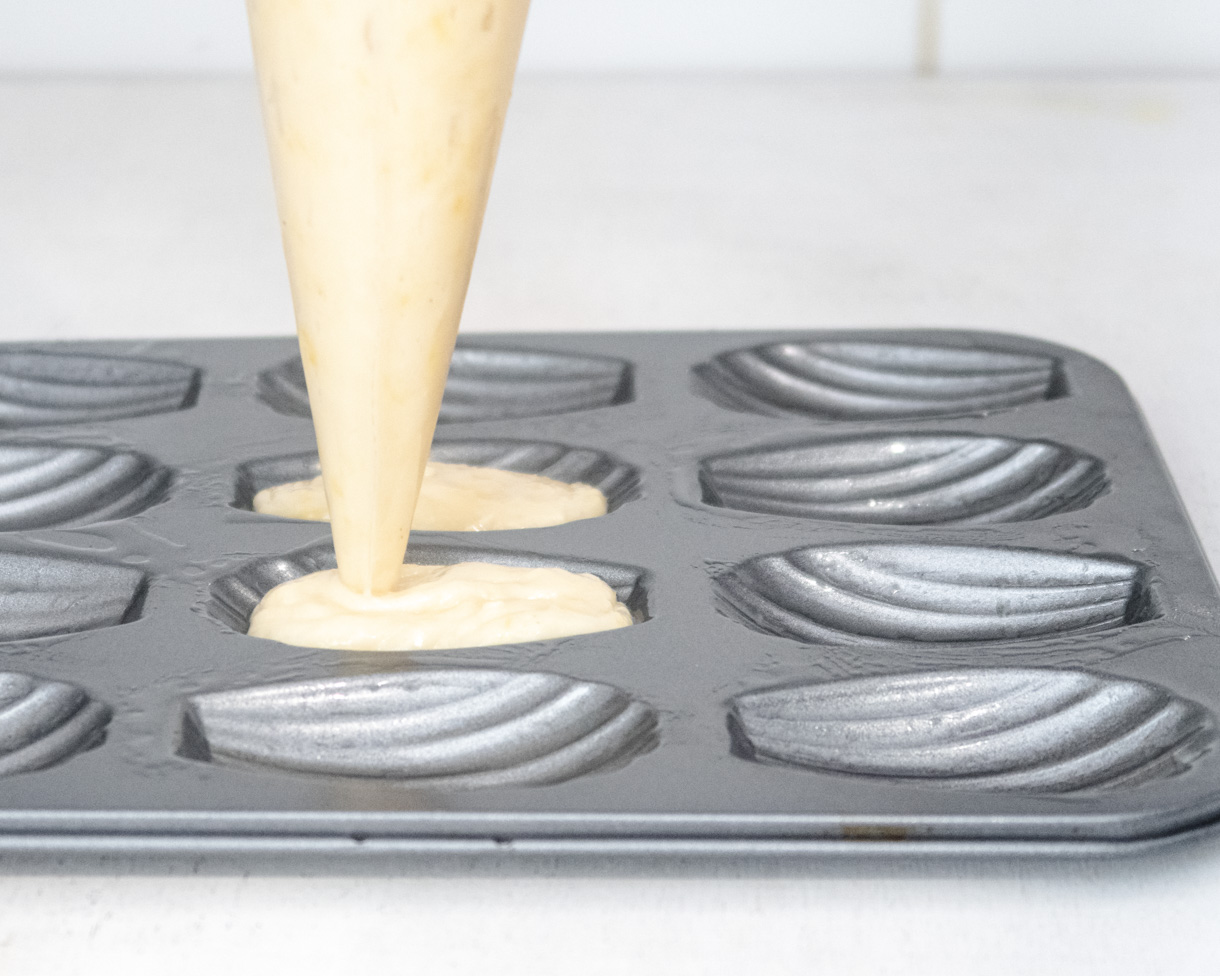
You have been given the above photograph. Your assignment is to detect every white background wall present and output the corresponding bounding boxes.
[0,0,1217,75]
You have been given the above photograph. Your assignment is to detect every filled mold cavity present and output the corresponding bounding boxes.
[258,343,634,423]
[0,671,112,776]
[0,350,200,426]
[713,543,1155,646]
[692,340,1064,422]
[699,434,1107,525]
[0,550,147,641]
[208,539,650,639]
[180,667,658,787]
[232,439,641,521]
[729,668,1216,793]
[0,443,172,531]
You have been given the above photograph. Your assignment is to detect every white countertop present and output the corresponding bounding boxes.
[1,75,1219,973]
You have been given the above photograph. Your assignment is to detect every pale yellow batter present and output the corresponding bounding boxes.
[246,1,636,651]
[248,562,633,651]
[248,0,532,595]
[252,462,608,531]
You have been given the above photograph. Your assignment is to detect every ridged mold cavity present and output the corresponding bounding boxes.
[182,668,658,787]
[0,551,147,641]
[259,345,633,423]
[0,672,112,776]
[714,543,1153,645]
[232,439,640,515]
[729,669,1216,793]
[692,340,1062,421]
[0,350,200,426]
[699,435,1107,525]
[0,443,172,530]
[209,539,650,636]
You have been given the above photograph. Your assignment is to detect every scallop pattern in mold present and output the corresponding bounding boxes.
[258,345,634,423]
[0,443,172,530]
[714,543,1153,645]
[233,439,641,515]
[0,551,147,641]
[183,668,658,787]
[0,672,112,776]
[209,539,649,636]
[0,350,200,426]
[729,669,1216,793]
[699,434,1107,525]
[692,341,1061,421]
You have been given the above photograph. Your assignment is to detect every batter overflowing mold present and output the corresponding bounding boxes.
[699,434,1107,525]
[0,443,172,530]
[692,340,1063,421]
[714,543,1155,645]
[0,350,200,426]
[258,344,634,423]
[0,550,147,641]
[0,672,112,776]
[729,669,1216,793]
[182,668,658,788]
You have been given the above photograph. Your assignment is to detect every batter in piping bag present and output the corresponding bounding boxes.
[245,0,632,649]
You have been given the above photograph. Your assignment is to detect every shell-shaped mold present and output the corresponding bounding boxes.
[233,439,640,514]
[699,435,1107,525]
[0,551,147,641]
[209,539,649,635]
[0,443,172,530]
[729,669,1216,792]
[714,543,1153,645]
[0,350,200,426]
[183,668,658,787]
[692,340,1062,421]
[258,345,633,423]
[0,672,112,776]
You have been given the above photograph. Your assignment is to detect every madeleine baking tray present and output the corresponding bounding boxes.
[0,327,1217,858]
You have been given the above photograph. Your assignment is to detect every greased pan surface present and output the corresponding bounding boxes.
[0,328,1216,853]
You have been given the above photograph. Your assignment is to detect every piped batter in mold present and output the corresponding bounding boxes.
[0,551,147,641]
[182,668,658,787]
[258,345,634,423]
[714,543,1154,645]
[0,443,172,530]
[699,434,1106,525]
[0,671,112,776]
[729,668,1216,792]
[246,562,634,652]
[0,350,200,426]
[232,439,641,523]
[209,539,650,639]
[692,340,1062,421]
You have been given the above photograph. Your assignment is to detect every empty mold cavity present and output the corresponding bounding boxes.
[232,439,641,515]
[729,669,1216,793]
[0,671,112,776]
[0,350,200,426]
[692,340,1063,421]
[0,443,172,531]
[209,539,650,636]
[699,434,1107,525]
[259,344,633,423]
[0,551,147,641]
[181,668,658,787]
[714,543,1154,646]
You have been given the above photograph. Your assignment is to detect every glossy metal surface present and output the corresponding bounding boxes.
[0,328,1216,854]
